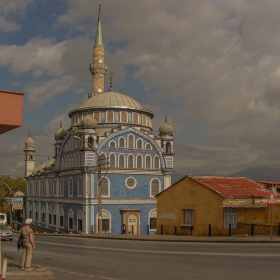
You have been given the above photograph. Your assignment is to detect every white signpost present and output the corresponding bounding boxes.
[267,192,278,240]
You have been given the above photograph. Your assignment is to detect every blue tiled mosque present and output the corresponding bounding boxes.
[24,5,174,235]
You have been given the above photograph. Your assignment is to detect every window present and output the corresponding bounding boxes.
[120,111,128,122]
[146,143,152,150]
[49,208,52,224]
[60,179,64,197]
[53,180,57,196]
[42,206,46,223]
[68,209,73,230]
[183,209,194,225]
[48,181,52,196]
[109,141,116,148]
[101,177,109,197]
[224,208,238,228]
[154,156,160,169]
[41,181,45,196]
[128,155,134,168]
[35,206,38,221]
[128,135,134,149]
[125,177,137,189]
[94,111,100,122]
[77,211,83,232]
[136,139,143,149]
[78,178,83,197]
[101,211,110,232]
[136,155,142,168]
[82,113,87,119]
[119,137,125,148]
[69,178,73,197]
[132,112,138,124]
[60,208,64,228]
[119,154,125,168]
[150,179,160,196]
[88,137,94,148]
[166,142,171,153]
[146,156,151,168]
[143,114,147,126]
[149,209,157,230]
[35,182,38,196]
[107,110,114,122]
[109,153,116,167]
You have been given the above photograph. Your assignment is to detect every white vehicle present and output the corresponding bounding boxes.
[0,213,7,224]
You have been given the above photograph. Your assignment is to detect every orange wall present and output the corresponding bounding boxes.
[0,90,24,133]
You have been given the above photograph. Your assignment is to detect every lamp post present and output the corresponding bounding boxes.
[73,136,103,234]
[0,181,13,225]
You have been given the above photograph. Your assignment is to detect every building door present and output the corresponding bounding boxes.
[127,214,137,235]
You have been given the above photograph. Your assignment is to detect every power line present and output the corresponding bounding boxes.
[0,152,50,158]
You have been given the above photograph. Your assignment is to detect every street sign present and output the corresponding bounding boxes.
[267,192,278,205]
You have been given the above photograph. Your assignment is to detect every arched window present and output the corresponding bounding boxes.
[68,209,73,230]
[48,181,52,196]
[149,209,157,230]
[100,153,106,168]
[78,177,82,197]
[88,136,94,148]
[41,181,45,196]
[68,178,73,197]
[132,112,138,124]
[35,182,38,196]
[82,113,87,119]
[120,111,128,122]
[94,111,100,122]
[166,142,171,153]
[59,208,64,228]
[35,205,38,221]
[99,210,111,233]
[49,207,52,224]
[53,207,57,226]
[119,154,125,168]
[109,141,116,148]
[42,206,46,223]
[136,155,142,168]
[119,137,125,148]
[128,155,134,168]
[77,211,83,232]
[29,204,32,219]
[154,156,160,169]
[101,177,109,197]
[109,153,116,167]
[60,179,64,197]
[146,143,152,150]
[128,135,134,149]
[53,180,57,196]
[146,156,151,169]
[136,139,143,149]
[150,179,160,196]
[143,114,147,126]
[107,110,114,122]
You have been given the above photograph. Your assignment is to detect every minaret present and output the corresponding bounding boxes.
[24,133,35,177]
[89,3,108,96]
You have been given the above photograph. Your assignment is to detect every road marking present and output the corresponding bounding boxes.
[36,240,280,258]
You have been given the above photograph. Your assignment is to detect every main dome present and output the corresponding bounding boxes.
[80,91,143,110]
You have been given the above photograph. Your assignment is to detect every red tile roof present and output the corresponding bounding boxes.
[189,176,272,199]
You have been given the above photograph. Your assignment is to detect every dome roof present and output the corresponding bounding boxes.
[82,114,97,129]
[54,126,67,140]
[159,117,173,136]
[80,91,143,110]
[14,190,25,197]
[25,136,34,148]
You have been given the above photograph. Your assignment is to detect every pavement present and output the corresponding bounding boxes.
[3,233,280,279]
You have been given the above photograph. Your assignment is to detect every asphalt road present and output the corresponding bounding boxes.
[2,233,280,280]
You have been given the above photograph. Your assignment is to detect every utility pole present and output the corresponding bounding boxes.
[74,136,103,234]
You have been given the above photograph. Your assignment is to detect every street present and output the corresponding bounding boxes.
[2,233,280,280]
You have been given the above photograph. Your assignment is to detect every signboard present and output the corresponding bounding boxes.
[129,219,136,222]
[267,192,278,205]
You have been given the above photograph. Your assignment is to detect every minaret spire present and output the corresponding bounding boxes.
[89,3,108,96]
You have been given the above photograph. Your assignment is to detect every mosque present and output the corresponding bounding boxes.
[24,5,174,234]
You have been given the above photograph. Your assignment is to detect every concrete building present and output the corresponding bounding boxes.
[24,5,174,235]
[156,176,280,236]
[0,90,24,134]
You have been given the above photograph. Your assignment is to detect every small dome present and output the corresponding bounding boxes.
[25,136,34,148]
[44,158,55,170]
[159,117,173,136]
[82,114,97,129]
[54,122,67,140]
[14,191,25,197]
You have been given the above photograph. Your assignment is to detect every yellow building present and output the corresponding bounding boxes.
[156,176,280,236]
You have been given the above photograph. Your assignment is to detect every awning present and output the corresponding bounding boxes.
[12,204,23,210]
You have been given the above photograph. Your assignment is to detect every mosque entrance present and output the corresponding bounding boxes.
[120,210,141,235]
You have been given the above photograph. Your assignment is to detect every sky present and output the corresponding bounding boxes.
[1,0,280,180]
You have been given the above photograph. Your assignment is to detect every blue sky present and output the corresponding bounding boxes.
[1,0,280,179]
